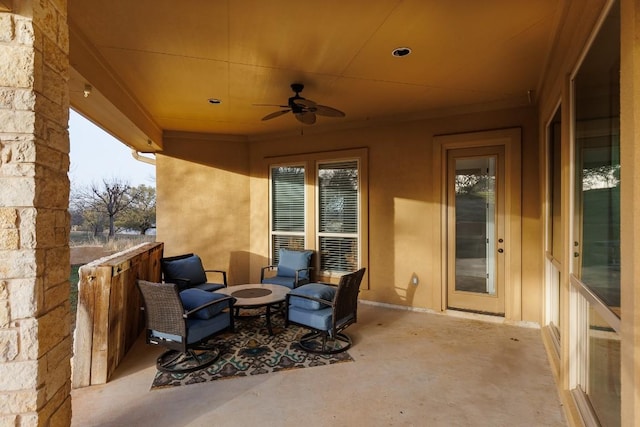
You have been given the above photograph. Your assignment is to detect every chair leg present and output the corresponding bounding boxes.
[156,346,221,374]
[298,331,352,354]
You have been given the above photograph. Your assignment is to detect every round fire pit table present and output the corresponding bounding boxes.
[217,284,289,335]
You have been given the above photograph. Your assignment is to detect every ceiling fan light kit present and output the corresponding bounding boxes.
[258,83,345,125]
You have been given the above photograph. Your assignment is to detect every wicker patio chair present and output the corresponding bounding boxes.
[285,268,366,354]
[261,248,314,289]
[137,280,235,373]
[161,253,227,292]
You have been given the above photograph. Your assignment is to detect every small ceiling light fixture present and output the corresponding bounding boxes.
[83,84,92,98]
[391,47,412,57]
[208,98,222,104]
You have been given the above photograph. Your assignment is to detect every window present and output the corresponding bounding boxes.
[545,105,562,338]
[269,150,367,283]
[571,1,620,425]
[318,160,359,274]
[548,106,562,261]
[573,1,620,315]
[270,165,305,265]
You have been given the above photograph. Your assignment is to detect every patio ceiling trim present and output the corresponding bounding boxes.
[68,21,163,152]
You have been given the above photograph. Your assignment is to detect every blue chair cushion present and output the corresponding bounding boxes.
[180,288,227,319]
[289,283,336,310]
[193,282,226,292]
[163,255,207,287]
[186,314,232,344]
[288,306,333,331]
[261,275,297,289]
[150,311,232,344]
[277,249,313,279]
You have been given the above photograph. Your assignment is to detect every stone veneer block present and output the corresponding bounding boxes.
[0,14,14,43]
[0,329,18,361]
[8,279,38,320]
[0,389,39,414]
[0,300,10,328]
[0,229,19,249]
[0,207,17,228]
[0,360,38,390]
[0,178,35,205]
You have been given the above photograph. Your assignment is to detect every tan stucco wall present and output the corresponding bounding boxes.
[247,106,541,321]
[156,133,251,285]
[156,106,542,322]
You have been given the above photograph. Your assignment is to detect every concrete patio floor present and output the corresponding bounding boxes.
[71,304,567,426]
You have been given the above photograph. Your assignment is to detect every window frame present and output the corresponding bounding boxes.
[267,148,368,287]
[316,158,361,277]
[269,163,307,265]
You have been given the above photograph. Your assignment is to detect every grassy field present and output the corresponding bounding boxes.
[70,230,155,251]
[70,264,81,314]
[69,233,155,318]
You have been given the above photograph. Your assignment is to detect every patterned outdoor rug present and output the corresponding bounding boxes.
[151,312,353,389]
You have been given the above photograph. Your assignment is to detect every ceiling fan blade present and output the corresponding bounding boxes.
[262,110,290,121]
[254,103,289,108]
[314,104,346,117]
[292,98,316,108]
[295,112,316,125]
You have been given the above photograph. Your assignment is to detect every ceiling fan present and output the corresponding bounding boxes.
[257,83,345,125]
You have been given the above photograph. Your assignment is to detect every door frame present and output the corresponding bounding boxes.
[432,128,522,320]
[446,146,506,314]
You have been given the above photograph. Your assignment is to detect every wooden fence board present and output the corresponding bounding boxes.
[72,242,164,388]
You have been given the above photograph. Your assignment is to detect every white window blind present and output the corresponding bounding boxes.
[318,160,359,273]
[271,166,305,263]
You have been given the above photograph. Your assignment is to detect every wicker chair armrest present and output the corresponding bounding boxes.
[204,269,228,286]
[183,295,235,318]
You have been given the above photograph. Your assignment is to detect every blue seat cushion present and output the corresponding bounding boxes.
[261,275,297,289]
[289,283,336,310]
[180,288,228,319]
[150,308,231,345]
[186,315,231,344]
[288,306,332,331]
[163,255,207,287]
[193,282,226,292]
[277,249,313,279]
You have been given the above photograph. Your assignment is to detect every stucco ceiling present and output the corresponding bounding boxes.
[67,0,564,150]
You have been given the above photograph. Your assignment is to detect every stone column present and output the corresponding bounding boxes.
[0,0,71,425]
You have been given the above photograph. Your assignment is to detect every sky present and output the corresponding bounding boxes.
[68,110,156,189]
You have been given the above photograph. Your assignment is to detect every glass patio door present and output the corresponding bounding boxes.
[447,147,505,315]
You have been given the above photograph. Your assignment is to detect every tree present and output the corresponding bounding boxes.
[116,185,156,234]
[87,178,136,238]
[69,186,107,235]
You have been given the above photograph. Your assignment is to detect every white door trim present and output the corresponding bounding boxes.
[432,128,522,320]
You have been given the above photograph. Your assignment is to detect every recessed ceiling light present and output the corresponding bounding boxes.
[391,47,412,57]
[208,98,222,104]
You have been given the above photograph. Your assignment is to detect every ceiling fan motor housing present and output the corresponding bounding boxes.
[289,96,306,112]
[289,83,307,112]
[260,82,344,124]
